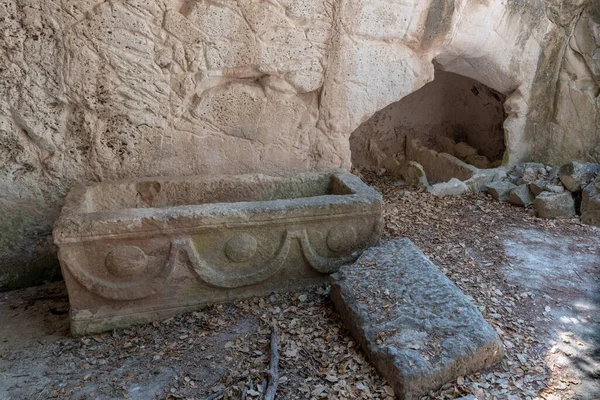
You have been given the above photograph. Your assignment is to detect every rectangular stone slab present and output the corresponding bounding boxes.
[330,239,503,399]
[53,169,382,335]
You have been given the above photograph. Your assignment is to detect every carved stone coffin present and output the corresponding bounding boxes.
[53,170,382,335]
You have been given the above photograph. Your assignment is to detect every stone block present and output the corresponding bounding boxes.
[509,184,535,207]
[53,170,383,335]
[330,239,503,400]
[486,181,517,201]
[534,192,576,219]
[454,142,478,159]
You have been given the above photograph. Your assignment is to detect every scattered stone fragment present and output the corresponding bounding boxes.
[429,178,469,197]
[559,162,600,192]
[487,181,517,201]
[581,176,600,227]
[534,192,576,219]
[509,184,535,207]
[454,142,478,159]
[330,239,504,400]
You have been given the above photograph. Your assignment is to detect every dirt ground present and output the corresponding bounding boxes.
[1,175,599,400]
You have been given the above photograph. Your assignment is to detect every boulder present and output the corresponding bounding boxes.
[559,162,600,192]
[486,181,517,201]
[454,142,478,159]
[330,239,503,400]
[534,192,576,219]
[509,184,535,207]
[428,178,469,197]
[581,176,600,227]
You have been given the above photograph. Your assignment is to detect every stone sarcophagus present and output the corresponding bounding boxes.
[53,170,382,335]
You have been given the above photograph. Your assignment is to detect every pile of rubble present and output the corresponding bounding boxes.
[436,136,502,170]
[486,161,600,224]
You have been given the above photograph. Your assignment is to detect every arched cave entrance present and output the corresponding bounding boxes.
[350,68,507,183]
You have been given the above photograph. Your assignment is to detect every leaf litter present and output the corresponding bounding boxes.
[1,172,599,399]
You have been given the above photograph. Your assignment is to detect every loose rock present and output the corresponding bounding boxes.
[534,192,576,219]
[400,161,430,187]
[529,181,545,197]
[487,181,517,201]
[465,154,491,169]
[330,239,504,400]
[509,184,535,207]
[454,142,478,159]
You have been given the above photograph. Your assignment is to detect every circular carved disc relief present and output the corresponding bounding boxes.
[225,233,258,262]
[327,224,357,252]
[105,246,148,277]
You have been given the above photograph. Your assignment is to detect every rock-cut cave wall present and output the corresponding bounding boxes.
[0,0,598,290]
[350,69,507,170]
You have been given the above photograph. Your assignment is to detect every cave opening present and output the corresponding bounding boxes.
[350,67,507,182]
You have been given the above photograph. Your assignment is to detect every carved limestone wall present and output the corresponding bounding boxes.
[349,69,506,170]
[0,0,597,289]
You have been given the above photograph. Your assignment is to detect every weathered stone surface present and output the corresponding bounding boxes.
[546,183,566,194]
[406,139,477,183]
[582,176,600,227]
[2,0,599,289]
[519,167,539,185]
[534,192,576,219]
[464,168,502,192]
[465,154,491,169]
[53,170,383,335]
[559,162,600,192]
[487,181,517,201]
[399,161,429,188]
[428,178,469,197]
[330,239,503,399]
[454,142,478,159]
[509,185,535,207]
[529,181,546,197]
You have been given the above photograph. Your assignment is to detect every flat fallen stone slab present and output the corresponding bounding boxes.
[330,239,503,399]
